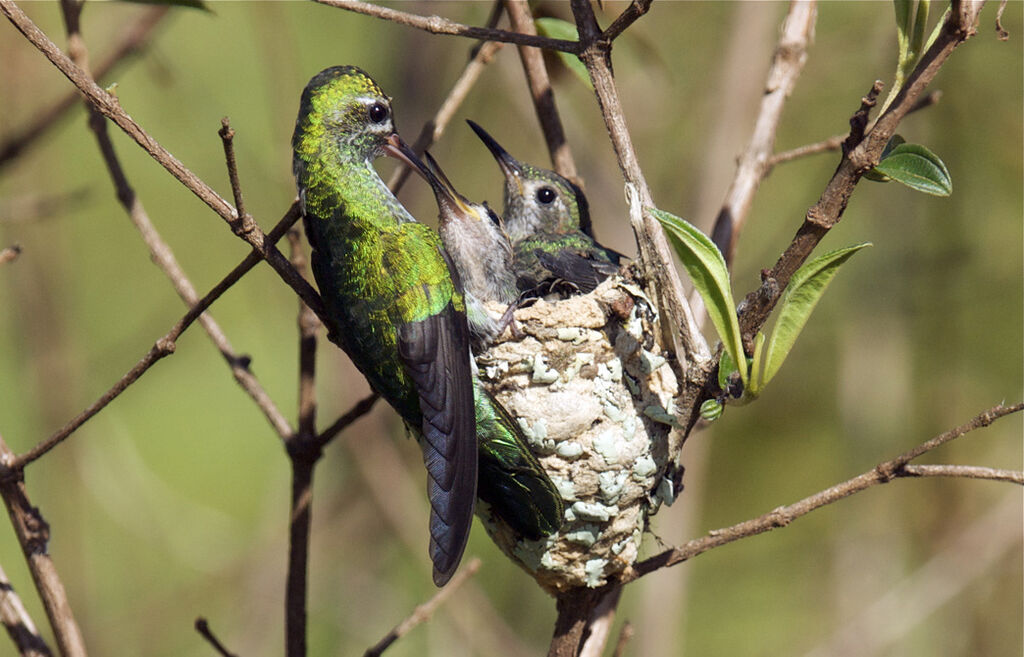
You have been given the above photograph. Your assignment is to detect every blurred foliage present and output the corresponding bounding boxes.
[0,2,1020,656]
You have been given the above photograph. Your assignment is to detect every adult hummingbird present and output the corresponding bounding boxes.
[467,120,623,294]
[292,66,477,586]
[409,151,565,541]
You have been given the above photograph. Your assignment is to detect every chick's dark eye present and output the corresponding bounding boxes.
[536,187,556,204]
[368,103,389,124]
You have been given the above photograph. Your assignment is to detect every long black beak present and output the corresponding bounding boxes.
[467,120,523,180]
[422,151,477,221]
[383,133,427,174]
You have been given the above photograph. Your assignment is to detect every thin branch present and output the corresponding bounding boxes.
[314,392,380,451]
[0,5,168,170]
[578,585,622,657]
[0,245,21,265]
[898,464,1023,484]
[218,118,249,223]
[314,0,580,53]
[602,0,653,42]
[387,39,504,192]
[0,0,324,319]
[624,401,1024,583]
[284,228,318,657]
[708,0,817,267]
[569,0,712,412]
[0,561,53,657]
[363,557,483,657]
[0,437,87,657]
[504,0,579,182]
[766,90,942,168]
[10,205,301,470]
[194,618,239,657]
[736,1,986,341]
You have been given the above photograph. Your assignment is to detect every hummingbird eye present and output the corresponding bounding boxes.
[536,187,556,205]
[368,102,389,124]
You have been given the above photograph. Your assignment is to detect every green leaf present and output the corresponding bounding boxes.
[760,244,871,387]
[872,143,952,196]
[535,18,591,89]
[863,134,906,182]
[114,0,212,11]
[654,208,747,386]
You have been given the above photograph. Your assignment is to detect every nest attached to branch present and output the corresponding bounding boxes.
[475,276,684,594]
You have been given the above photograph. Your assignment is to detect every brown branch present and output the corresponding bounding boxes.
[284,228,318,657]
[504,0,579,182]
[736,1,986,341]
[10,206,301,470]
[548,585,617,657]
[569,0,711,410]
[0,0,324,320]
[709,0,817,267]
[898,464,1023,484]
[363,557,482,657]
[0,5,168,170]
[0,245,21,265]
[386,40,504,192]
[314,392,380,451]
[603,0,652,42]
[0,437,87,657]
[0,562,53,657]
[313,0,580,53]
[623,401,1024,583]
[194,618,239,657]
[577,584,622,657]
[767,91,943,169]
[218,118,250,223]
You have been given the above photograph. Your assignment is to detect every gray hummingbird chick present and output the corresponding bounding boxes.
[467,120,623,295]
[417,151,519,348]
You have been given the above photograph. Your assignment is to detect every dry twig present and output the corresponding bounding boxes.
[0,245,22,265]
[625,401,1024,582]
[0,562,53,657]
[364,558,483,657]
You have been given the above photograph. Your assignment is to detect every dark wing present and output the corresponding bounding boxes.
[397,291,478,587]
[535,249,621,294]
[475,387,564,540]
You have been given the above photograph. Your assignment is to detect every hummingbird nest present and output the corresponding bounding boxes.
[475,276,684,593]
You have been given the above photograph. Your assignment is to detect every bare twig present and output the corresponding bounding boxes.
[898,464,1023,483]
[504,0,579,182]
[194,618,239,657]
[569,0,711,419]
[603,0,653,42]
[624,401,1024,582]
[387,40,504,192]
[363,557,482,657]
[218,118,250,223]
[315,392,380,451]
[578,585,622,657]
[737,2,986,341]
[995,0,1009,40]
[314,0,580,53]
[0,245,21,265]
[0,5,168,169]
[708,0,817,267]
[0,437,87,657]
[11,206,301,470]
[284,228,318,657]
[767,91,942,169]
[0,0,324,319]
[0,562,53,657]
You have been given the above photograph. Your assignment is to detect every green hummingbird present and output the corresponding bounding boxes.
[292,66,477,586]
[467,120,623,294]
[408,151,565,540]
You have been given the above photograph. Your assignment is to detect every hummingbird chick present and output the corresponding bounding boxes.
[468,120,624,295]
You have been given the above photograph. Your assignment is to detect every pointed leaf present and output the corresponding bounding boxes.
[654,208,747,385]
[761,244,871,386]
[872,143,952,196]
[535,18,591,89]
[863,134,906,182]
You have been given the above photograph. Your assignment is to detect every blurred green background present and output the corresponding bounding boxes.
[1,2,1020,656]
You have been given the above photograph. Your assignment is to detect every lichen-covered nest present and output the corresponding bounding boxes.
[475,276,684,593]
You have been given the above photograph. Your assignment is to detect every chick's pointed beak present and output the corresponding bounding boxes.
[422,152,478,222]
[467,120,524,186]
